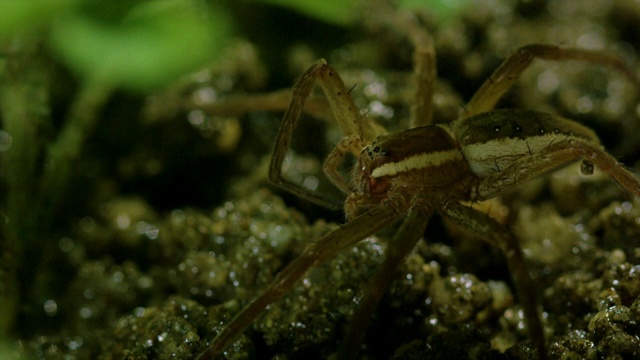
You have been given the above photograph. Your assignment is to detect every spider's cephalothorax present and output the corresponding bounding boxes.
[197,9,640,360]
[348,125,474,219]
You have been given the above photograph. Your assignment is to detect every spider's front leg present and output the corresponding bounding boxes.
[339,204,431,358]
[195,204,400,360]
[268,59,382,210]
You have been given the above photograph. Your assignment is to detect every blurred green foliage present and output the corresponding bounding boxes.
[50,1,232,91]
[0,0,463,92]
[252,0,465,26]
[399,0,466,23]
[0,0,75,35]
[0,0,233,92]
[253,0,360,26]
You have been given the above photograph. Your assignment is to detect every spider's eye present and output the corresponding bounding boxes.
[373,146,389,156]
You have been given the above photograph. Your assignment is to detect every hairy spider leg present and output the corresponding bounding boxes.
[362,0,436,128]
[196,205,401,360]
[339,205,431,358]
[442,203,546,358]
[475,138,640,200]
[268,61,338,210]
[409,23,436,128]
[269,60,367,210]
[465,44,640,117]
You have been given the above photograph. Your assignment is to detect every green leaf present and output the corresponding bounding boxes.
[50,1,233,91]
[399,0,466,23]
[0,0,76,37]
[255,0,359,26]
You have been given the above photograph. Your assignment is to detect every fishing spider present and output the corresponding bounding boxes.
[197,12,640,360]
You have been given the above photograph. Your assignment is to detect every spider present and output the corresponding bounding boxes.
[196,9,640,360]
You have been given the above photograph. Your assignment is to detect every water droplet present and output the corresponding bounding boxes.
[79,307,92,319]
[44,299,58,316]
[116,215,131,229]
[0,131,12,151]
[58,237,74,252]
[133,307,145,317]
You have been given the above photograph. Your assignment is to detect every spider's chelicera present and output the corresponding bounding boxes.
[197,11,640,360]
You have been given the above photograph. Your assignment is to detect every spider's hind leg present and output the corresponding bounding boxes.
[442,203,547,359]
[465,44,639,116]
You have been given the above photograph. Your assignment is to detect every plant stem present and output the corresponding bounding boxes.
[0,37,50,335]
[0,36,113,336]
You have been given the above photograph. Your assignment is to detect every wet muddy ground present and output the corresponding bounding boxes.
[5,0,640,359]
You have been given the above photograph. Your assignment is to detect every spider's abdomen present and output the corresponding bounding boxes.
[451,109,600,178]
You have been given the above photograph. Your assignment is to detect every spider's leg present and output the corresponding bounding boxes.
[442,203,547,360]
[269,60,380,209]
[196,204,399,360]
[363,0,436,128]
[190,89,333,121]
[465,44,639,116]
[339,205,431,357]
[409,22,436,128]
[269,60,340,209]
[474,138,640,201]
